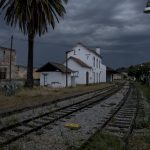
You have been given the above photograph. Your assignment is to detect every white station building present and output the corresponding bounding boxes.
[65,43,106,85]
[38,43,106,87]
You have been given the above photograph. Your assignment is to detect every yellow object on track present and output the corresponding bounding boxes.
[64,123,81,130]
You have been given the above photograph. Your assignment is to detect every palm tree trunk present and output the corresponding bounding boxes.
[26,34,34,88]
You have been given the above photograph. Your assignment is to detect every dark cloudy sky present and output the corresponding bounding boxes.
[0,0,150,68]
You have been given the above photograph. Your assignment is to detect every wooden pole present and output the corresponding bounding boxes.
[9,35,13,81]
[66,51,68,87]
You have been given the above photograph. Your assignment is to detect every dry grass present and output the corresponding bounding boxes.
[0,83,112,112]
[80,132,124,150]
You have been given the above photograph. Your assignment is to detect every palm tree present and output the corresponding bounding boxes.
[0,0,68,87]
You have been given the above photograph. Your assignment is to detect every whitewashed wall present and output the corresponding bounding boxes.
[67,59,92,84]
[68,44,101,69]
[100,64,106,82]
[67,44,106,83]
[40,72,71,87]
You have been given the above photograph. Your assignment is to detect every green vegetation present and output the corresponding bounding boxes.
[127,82,150,150]
[128,134,150,150]
[135,117,150,129]
[80,132,124,150]
[128,65,150,81]
[136,82,150,102]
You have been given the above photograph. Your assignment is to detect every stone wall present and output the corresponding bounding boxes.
[0,47,16,80]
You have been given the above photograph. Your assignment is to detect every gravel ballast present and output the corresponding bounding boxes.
[3,84,129,150]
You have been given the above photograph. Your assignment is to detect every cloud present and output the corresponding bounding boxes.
[0,0,150,68]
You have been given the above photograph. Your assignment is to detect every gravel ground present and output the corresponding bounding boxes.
[0,84,113,114]
[0,89,107,129]
[3,83,129,150]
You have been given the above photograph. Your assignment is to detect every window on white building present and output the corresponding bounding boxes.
[93,57,95,67]
[93,72,95,83]
[74,50,76,55]
[99,60,101,68]
[86,54,90,60]
[97,73,98,83]
[43,73,48,86]
[96,59,98,68]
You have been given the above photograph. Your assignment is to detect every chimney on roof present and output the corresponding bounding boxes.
[96,48,100,55]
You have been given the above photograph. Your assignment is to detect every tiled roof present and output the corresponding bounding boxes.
[37,62,73,73]
[52,62,73,73]
[69,56,92,69]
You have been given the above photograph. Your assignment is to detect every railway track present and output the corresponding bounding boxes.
[0,83,124,147]
[81,83,139,150]
[105,86,139,149]
[0,85,120,132]
[0,84,118,119]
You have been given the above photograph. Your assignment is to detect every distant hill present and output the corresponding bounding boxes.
[135,62,150,68]
[116,67,128,73]
[116,61,150,72]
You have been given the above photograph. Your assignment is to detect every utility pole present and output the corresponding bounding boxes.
[65,50,74,87]
[144,1,150,86]
[9,35,13,82]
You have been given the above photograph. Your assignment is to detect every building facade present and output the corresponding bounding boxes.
[65,43,106,85]
[16,65,40,80]
[37,62,73,87]
[0,47,16,80]
[106,67,118,82]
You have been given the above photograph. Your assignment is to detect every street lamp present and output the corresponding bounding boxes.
[144,0,150,13]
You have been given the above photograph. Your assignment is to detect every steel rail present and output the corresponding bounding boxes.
[80,83,139,150]
[0,84,119,118]
[0,84,124,147]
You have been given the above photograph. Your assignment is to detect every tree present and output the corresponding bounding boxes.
[128,66,136,77]
[128,65,150,82]
[0,0,68,87]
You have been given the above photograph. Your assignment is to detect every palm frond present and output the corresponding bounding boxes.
[0,0,68,36]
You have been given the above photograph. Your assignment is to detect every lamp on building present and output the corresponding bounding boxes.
[144,0,150,13]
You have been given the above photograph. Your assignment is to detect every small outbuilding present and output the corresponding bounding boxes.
[106,67,118,82]
[37,62,75,88]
